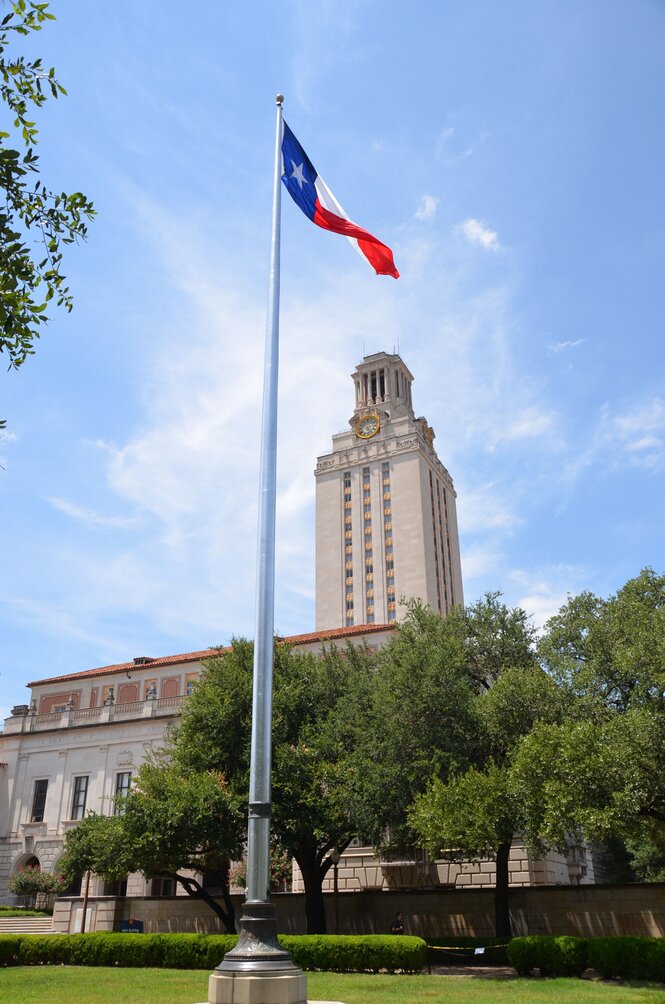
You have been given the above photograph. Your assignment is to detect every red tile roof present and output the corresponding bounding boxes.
[26,623,393,688]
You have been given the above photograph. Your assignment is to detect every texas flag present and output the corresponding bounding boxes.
[281,120,399,279]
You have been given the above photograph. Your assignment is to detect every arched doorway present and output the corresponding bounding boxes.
[10,854,42,909]
[12,852,41,874]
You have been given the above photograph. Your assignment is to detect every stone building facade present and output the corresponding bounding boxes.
[0,626,391,901]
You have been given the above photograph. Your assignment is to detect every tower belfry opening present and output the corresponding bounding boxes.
[315,351,463,630]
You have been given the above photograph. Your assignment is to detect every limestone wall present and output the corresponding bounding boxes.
[52,882,665,938]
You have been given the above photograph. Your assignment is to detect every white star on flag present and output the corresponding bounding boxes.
[290,160,308,188]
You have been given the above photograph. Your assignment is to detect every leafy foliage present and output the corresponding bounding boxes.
[514,569,665,867]
[59,813,130,883]
[507,935,589,977]
[347,601,478,851]
[0,931,427,973]
[171,639,368,933]
[0,1,95,417]
[9,864,66,899]
[587,936,665,982]
[60,766,244,933]
[402,596,551,936]
[409,762,517,863]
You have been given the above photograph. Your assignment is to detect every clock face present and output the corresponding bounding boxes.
[355,414,380,439]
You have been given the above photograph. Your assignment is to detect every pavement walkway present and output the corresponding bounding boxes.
[430,965,518,979]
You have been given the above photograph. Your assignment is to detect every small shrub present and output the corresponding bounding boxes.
[587,936,665,982]
[281,934,426,972]
[0,936,21,966]
[507,936,588,977]
[8,867,66,902]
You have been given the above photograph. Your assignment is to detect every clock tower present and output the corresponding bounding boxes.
[315,351,463,630]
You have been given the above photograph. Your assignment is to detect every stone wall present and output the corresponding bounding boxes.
[52,882,665,938]
[302,839,589,894]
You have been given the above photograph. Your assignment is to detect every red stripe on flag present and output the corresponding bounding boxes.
[313,203,399,278]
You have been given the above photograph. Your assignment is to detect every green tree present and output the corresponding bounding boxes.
[59,812,129,886]
[172,640,367,934]
[347,602,477,853]
[513,708,665,853]
[0,1,95,421]
[121,762,244,932]
[538,568,665,713]
[60,766,244,933]
[348,597,545,936]
[9,863,66,906]
[409,762,517,932]
[513,569,665,876]
[406,621,564,937]
[448,591,539,690]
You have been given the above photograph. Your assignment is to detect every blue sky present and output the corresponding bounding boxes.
[2,1,664,715]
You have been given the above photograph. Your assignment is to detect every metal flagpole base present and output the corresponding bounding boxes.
[203,900,308,1004]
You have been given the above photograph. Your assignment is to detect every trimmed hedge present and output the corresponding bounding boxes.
[282,934,425,972]
[426,937,510,967]
[0,932,426,973]
[0,907,51,917]
[587,936,665,982]
[507,936,588,977]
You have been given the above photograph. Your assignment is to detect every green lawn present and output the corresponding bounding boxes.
[1,968,665,1004]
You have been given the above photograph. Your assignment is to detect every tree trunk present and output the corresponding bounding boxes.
[494,841,512,937]
[295,851,329,934]
[171,872,236,934]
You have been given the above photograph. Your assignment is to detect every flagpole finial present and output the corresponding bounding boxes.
[276,94,284,106]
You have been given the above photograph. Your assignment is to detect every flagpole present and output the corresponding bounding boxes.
[211,94,307,1003]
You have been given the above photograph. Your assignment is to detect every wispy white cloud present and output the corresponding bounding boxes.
[435,126,456,159]
[459,218,501,251]
[611,398,665,470]
[289,0,372,111]
[458,484,523,534]
[435,124,474,161]
[460,543,504,584]
[548,338,585,354]
[508,564,587,630]
[562,397,665,488]
[48,497,142,530]
[490,407,559,448]
[415,194,439,221]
